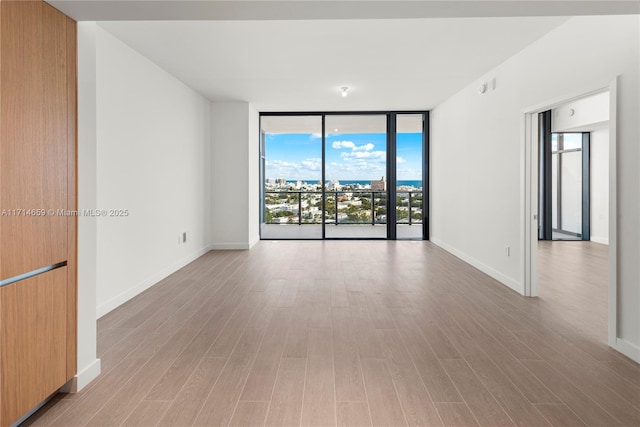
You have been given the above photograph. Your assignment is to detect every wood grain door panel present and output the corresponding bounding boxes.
[0,1,78,425]
[0,267,68,427]
[0,0,70,280]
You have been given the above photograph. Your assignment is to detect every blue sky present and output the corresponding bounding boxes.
[265,132,422,181]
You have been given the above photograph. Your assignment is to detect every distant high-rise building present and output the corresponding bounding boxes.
[276,178,287,185]
[371,176,386,191]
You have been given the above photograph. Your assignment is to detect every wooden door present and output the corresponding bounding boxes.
[0,1,77,425]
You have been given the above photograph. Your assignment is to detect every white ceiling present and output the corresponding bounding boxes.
[97,16,570,111]
[48,1,640,21]
[46,1,639,111]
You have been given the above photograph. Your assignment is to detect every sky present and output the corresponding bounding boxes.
[264,132,423,181]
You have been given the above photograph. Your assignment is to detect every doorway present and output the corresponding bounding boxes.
[524,86,616,347]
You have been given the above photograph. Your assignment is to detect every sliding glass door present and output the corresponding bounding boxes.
[260,112,428,240]
[260,115,323,239]
[324,115,388,238]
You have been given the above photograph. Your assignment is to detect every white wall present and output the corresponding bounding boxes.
[210,101,260,249]
[552,91,609,132]
[74,22,101,392]
[431,15,639,360]
[91,24,211,316]
[590,128,609,245]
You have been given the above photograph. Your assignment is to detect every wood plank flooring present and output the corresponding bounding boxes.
[23,240,639,426]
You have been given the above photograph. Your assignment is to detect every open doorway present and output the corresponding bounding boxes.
[538,91,610,344]
[524,86,616,348]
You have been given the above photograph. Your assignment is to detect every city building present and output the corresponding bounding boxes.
[371,176,386,191]
[0,1,638,426]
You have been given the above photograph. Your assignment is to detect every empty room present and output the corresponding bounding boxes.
[0,1,638,426]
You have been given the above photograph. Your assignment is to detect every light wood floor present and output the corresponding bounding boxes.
[24,240,639,427]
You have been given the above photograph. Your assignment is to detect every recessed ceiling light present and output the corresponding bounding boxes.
[340,86,349,97]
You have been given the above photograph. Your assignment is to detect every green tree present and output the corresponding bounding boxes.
[325,198,336,217]
[275,210,294,218]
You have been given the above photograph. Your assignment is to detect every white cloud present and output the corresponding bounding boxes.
[397,156,406,164]
[301,157,321,171]
[332,140,355,150]
[332,141,376,152]
[265,157,323,180]
[342,150,386,160]
[325,160,386,180]
[331,150,387,180]
[353,143,375,152]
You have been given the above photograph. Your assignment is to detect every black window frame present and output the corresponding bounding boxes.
[259,110,430,241]
[538,110,591,241]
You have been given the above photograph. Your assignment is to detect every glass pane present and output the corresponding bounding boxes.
[562,133,582,150]
[396,114,423,240]
[261,116,322,239]
[324,115,387,238]
[550,132,583,240]
[560,151,582,236]
[551,133,558,152]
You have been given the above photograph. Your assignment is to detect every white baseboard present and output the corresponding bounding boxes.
[590,236,609,245]
[248,236,260,249]
[430,237,524,295]
[60,358,101,393]
[96,246,210,318]
[615,338,640,363]
[208,243,251,250]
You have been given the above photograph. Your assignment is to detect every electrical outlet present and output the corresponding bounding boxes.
[505,245,511,256]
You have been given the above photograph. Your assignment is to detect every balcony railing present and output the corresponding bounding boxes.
[264,190,422,226]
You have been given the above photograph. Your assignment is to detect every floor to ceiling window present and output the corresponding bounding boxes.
[260,111,428,240]
[551,133,587,240]
[324,115,388,238]
[260,115,323,239]
[396,113,427,239]
[538,110,591,241]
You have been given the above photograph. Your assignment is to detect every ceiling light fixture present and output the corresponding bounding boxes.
[340,86,349,97]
